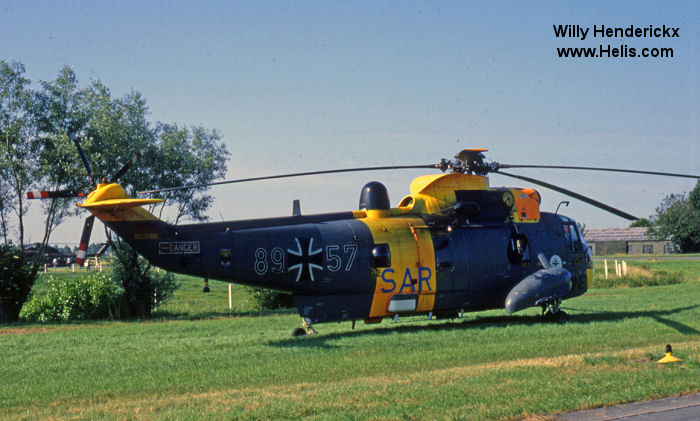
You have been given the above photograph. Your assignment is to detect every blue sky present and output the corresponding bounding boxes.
[1,1,698,244]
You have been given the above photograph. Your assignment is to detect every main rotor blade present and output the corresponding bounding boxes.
[109,152,141,183]
[70,132,96,188]
[139,164,438,195]
[75,215,95,266]
[495,170,639,221]
[497,164,700,179]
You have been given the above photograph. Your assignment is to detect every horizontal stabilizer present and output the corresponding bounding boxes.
[78,198,164,210]
[77,183,163,210]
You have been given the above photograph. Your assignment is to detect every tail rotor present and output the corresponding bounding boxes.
[71,132,97,188]
[108,152,141,183]
[26,130,140,263]
[75,215,95,266]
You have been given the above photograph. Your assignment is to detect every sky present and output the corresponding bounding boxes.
[1,0,698,245]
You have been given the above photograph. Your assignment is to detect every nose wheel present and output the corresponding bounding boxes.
[541,299,568,324]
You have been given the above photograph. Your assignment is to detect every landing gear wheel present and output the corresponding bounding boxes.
[540,299,567,324]
[556,311,569,324]
[291,327,307,337]
[292,318,319,337]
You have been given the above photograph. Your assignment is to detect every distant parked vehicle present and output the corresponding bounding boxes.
[22,244,76,267]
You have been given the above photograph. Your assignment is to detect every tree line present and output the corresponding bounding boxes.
[633,181,700,253]
[0,60,229,321]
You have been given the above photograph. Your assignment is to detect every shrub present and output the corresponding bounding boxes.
[245,287,295,311]
[20,273,123,322]
[111,243,178,318]
[0,244,36,323]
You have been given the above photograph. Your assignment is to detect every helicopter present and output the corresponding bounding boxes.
[29,139,699,335]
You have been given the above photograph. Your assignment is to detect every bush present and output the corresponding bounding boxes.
[20,273,123,322]
[111,243,178,318]
[0,244,36,323]
[245,287,295,311]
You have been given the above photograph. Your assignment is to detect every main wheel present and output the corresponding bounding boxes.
[291,327,307,337]
[556,311,568,324]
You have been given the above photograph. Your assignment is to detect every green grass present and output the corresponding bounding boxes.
[152,273,260,318]
[630,259,700,281]
[594,253,700,258]
[591,258,699,288]
[1,265,699,420]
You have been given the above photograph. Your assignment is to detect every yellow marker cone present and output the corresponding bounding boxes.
[657,344,681,363]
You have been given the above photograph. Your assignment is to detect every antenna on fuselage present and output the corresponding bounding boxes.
[555,201,570,215]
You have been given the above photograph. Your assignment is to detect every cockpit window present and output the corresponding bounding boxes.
[565,224,582,252]
[570,224,579,244]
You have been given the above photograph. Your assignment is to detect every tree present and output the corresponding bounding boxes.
[0,60,43,321]
[649,181,700,253]
[32,66,93,257]
[73,81,229,317]
[150,123,229,223]
[0,60,35,250]
[0,169,12,244]
[105,123,228,317]
[0,61,229,321]
[630,218,652,228]
[111,243,176,318]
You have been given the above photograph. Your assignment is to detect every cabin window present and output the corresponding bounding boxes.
[372,244,391,268]
[643,245,653,254]
[507,232,529,264]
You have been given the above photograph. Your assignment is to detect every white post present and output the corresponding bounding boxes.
[604,259,608,279]
[615,260,620,277]
[44,264,47,273]
[71,263,75,272]
[622,261,627,276]
[228,284,233,309]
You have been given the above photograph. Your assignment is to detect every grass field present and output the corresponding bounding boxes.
[1,260,698,420]
[593,257,700,279]
[590,258,699,288]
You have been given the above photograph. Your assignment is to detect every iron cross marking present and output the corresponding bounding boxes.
[287,237,323,282]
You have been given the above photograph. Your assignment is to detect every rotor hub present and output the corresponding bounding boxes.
[439,149,499,175]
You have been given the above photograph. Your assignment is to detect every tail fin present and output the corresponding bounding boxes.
[78,183,163,212]
[78,184,167,249]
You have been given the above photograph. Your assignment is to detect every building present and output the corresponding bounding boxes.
[583,227,676,255]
